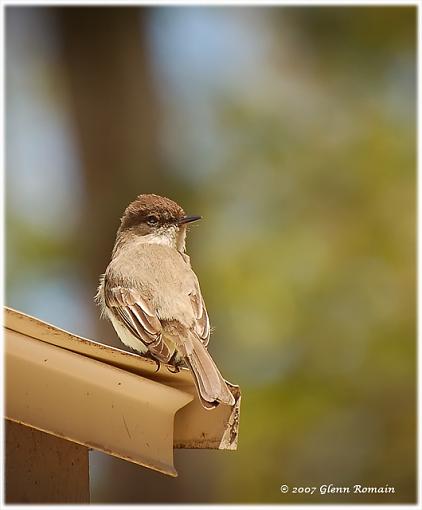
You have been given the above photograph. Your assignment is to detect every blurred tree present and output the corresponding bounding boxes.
[55,7,207,502]
[56,7,166,343]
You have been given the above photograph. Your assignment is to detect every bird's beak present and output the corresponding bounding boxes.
[178,215,202,225]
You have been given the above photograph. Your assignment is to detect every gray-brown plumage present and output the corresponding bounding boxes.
[96,194,235,409]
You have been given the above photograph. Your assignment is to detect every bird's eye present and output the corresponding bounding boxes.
[146,215,159,226]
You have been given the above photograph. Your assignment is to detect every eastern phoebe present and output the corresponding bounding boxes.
[96,194,235,409]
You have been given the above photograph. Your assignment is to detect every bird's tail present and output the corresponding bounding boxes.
[178,334,235,409]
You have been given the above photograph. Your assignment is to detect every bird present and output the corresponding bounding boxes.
[96,193,235,409]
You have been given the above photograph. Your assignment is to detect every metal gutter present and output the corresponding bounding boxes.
[4,307,240,476]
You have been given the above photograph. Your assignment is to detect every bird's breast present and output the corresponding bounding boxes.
[110,242,198,328]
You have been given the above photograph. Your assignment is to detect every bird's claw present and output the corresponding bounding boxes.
[153,359,161,373]
[167,364,180,374]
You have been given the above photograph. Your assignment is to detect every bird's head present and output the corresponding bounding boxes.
[117,194,201,252]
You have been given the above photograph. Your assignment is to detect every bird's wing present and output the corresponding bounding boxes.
[189,288,211,346]
[104,284,171,362]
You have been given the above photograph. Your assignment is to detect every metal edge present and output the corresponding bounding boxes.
[4,306,241,451]
[5,330,194,476]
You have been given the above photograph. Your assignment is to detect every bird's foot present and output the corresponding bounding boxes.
[166,353,185,374]
[137,351,161,373]
[167,364,181,374]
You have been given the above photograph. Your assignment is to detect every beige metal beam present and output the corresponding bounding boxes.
[4,307,241,478]
[5,328,192,476]
[5,307,241,452]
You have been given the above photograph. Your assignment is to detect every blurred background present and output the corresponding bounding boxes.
[5,5,416,504]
